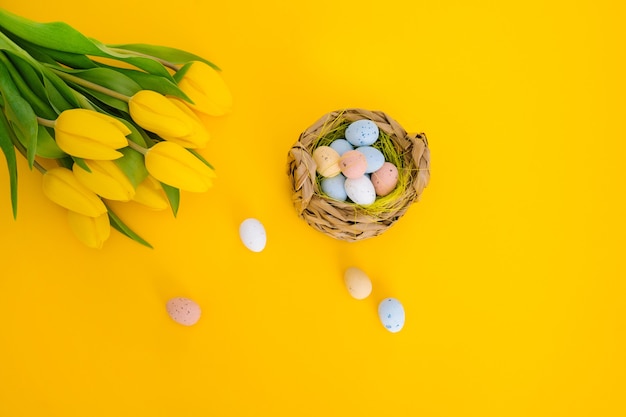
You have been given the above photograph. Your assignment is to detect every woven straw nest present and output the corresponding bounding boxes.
[287,108,430,241]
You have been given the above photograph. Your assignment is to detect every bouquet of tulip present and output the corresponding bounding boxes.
[0,9,232,248]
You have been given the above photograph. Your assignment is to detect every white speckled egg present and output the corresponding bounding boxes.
[378,298,405,333]
[356,146,385,173]
[344,175,376,206]
[329,139,354,156]
[312,146,341,177]
[239,218,266,252]
[344,267,372,299]
[345,119,379,146]
[166,297,202,326]
[321,174,347,201]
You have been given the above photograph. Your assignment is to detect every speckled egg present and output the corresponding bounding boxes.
[344,175,376,206]
[344,267,372,299]
[378,298,405,333]
[356,146,385,174]
[345,119,379,146]
[371,162,399,196]
[312,146,341,177]
[329,139,354,156]
[239,218,266,252]
[166,297,202,326]
[321,174,348,201]
[338,150,368,179]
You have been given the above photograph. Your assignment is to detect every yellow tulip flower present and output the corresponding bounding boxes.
[42,167,107,217]
[128,90,194,138]
[177,61,233,116]
[144,141,216,193]
[54,109,130,160]
[67,210,111,249]
[132,175,169,211]
[162,97,211,149]
[72,160,136,201]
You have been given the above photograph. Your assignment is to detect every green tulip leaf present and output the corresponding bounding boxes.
[107,43,220,69]
[172,61,193,83]
[0,9,104,55]
[0,110,18,219]
[160,182,180,217]
[101,64,192,102]
[187,149,214,170]
[54,67,142,97]
[115,147,148,188]
[1,51,57,119]
[71,85,128,113]
[72,156,90,172]
[0,59,37,168]
[36,125,66,159]
[106,206,153,249]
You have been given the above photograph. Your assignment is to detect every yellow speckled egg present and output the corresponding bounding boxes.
[371,162,399,196]
[344,267,373,300]
[312,146,341,177]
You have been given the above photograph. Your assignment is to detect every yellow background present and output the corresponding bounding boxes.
[1,0,624,416]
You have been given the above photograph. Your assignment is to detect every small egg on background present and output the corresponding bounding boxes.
[338,150,368,179]
[343,267,373,299]
[239,218,266,252]
[344,175,376,206]
[329,139,354,156]
[345,119,379,146]
[166,297,202,326]
[371,162,399,196]
[321,174,348,201]
[356,146,385,174]
[312,146,341,177]
[378,298,405,333]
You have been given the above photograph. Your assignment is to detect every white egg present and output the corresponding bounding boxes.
[378,298,405,333]
[239,218,266,252]
[356,146,385,173]
[329,139,354,156]
[344,175,376,206]
[345,119,379,146]
[321,174,348,201]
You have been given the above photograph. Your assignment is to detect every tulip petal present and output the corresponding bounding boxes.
[54,109,129,160]
[73,160,135,201]
[67,210,110,249]
[160,98,211,148]
[177,61,232,116]
[129,90,194,138]
[132,176,169,210]
[145,141,215,193]
[42,167,107,216]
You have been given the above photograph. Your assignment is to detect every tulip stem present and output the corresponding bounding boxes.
[126,139,148,155]
[36,116,56,128]
[48,68,131,102]
[107,47,181,71]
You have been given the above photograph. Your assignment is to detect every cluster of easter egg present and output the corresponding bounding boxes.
[313,119,400,206]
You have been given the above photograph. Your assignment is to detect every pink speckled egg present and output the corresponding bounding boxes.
[312,146,341,177]
[166,297,202,326]
[338,150,368,179]
[371,162,399,196]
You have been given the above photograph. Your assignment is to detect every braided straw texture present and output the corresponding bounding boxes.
[287,108,430,241]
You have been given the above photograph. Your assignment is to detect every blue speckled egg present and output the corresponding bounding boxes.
[321,174,348,201]
[356,146,385,173]
[345,119,379,146]
[329,139,354,156]
[378,298,405,333]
